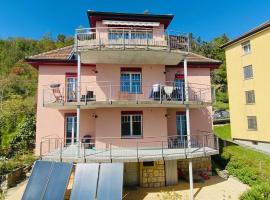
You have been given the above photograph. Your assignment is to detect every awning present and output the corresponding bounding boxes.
[102,20,160,27]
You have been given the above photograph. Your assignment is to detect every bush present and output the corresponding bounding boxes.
[0,153,36,175]
[240,182,270,200]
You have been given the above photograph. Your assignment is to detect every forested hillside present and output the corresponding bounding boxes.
[0,33,229,152]
[0,34,73,153]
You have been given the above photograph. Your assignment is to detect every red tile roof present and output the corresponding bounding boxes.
[28,45,74,60]
[26,45,221,65]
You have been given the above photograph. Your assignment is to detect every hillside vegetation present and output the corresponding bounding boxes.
[0,33,73,154]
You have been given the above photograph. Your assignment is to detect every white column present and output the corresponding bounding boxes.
[184,58,193,200]
[76,53,81,156]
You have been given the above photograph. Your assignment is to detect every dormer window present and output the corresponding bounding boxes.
[242,41,251,55]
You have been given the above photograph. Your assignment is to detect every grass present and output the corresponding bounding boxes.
[214,124,231,140]
[214,145,270,199]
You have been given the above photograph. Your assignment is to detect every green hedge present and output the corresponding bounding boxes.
[240,182,270,200]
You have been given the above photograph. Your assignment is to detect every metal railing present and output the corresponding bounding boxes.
[75,27,190,52]
[39,133,219,161]
[42,81,213,106]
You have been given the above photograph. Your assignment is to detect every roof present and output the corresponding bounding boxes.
[26,46,221,68]
[27,45,74,60]
[87,11,174,29]
[222,20,270,49]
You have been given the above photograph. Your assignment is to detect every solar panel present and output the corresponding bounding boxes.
[22,161,53,200]
[22,161,72,200]
[42,162,73,200]
[70,163,99,200]
[97,163,124,200]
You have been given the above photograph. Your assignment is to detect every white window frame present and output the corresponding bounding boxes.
[121,114,143,137]
[245,90,255,104]
[243,65,253,80]
[242,41,251,55]
[120,72,142,93]
[247,116,257,131]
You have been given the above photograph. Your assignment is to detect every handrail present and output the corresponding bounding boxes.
[39,133,219,160]
[75,27,190,52]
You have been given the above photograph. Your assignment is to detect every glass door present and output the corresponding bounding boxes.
[65,116,77,145]
[176,113,187,141]
[175,77,185,101]
[66,77,77,102]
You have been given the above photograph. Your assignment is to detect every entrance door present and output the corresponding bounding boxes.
[176,112,187,140]
[66,77,77,102]
[66,116,77,145]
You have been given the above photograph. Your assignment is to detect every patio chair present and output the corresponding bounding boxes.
[50,84,63,102]
[164,86,174,100]
[81,135,94,149]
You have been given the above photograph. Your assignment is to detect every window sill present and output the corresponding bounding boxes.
[247,129,257,131]
[242,52,251,56]
[243,77,253,81]
[245,103,255,105]
[121,136,143,139]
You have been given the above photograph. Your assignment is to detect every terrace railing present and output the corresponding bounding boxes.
[75,27,190,52]
[42,81,213,106]
[40,133,219,161]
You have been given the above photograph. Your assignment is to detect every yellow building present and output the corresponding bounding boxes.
[222,20,270,153]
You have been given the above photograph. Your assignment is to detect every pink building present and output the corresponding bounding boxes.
[27,11,220,196]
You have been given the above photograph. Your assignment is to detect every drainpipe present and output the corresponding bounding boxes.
[184,58,193,200]
[77,52,81,157]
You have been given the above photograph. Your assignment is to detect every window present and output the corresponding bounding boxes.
[245,90,255,104]
[242,41,251,54]
[143,161,154,167]
[243,65,253,79]
[121,112,143,137]
[108,29,153,40]
[247,116,257,130]
[120,71,141,93]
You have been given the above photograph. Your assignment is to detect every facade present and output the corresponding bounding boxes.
[222,20,270,154]
[27,11,220,198]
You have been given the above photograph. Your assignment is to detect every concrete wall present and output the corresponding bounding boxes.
[225,28,270,142]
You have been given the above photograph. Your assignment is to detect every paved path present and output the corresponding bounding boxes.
[5,179,28,200]
[123,176,249,200]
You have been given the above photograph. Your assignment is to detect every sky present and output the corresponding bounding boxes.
[0,0,270,41]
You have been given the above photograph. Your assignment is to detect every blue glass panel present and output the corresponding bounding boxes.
[70,163,99,200]
[22,161,53,200]
[97,163,124,200]
[120,73,130,92]
[42,162,73,200]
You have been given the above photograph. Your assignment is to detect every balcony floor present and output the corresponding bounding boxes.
[44,100,212,110]
[41,146,219,163]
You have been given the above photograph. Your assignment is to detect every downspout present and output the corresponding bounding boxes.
[76,51,81,157]
[184,57,193,200]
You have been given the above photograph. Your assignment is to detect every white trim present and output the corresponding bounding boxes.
[102,20,160,27]
[121,114,143,137]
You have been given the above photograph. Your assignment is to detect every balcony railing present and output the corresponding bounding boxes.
[42,81,213,106]
[40,133,219,162]
[75,27,190,52]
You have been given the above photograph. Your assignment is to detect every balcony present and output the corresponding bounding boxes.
[75,27,190,65]
[42,82,214,109]
[40,134,219,163]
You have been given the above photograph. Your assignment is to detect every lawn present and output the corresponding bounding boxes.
[213,124,231,140]
[214,145,270,199]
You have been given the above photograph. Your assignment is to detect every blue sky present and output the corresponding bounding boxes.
[1,0,270,41]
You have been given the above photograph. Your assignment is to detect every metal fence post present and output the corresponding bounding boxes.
[184,138,186,157]
[60,143,63,162]
[83,143,86,163]
[160,84,162,103]
[48,139,51,153]
[203,135,206,156]
[123,29,125,50]
[136,142,139,160]
[110,143,112,163]
[161,141,164,158]
[109,83,112,103]
[40,141,43,159]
